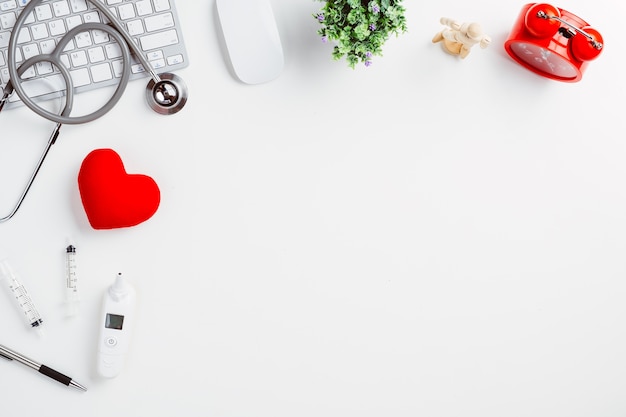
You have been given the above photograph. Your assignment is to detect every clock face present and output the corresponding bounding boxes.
[509,41,579,80]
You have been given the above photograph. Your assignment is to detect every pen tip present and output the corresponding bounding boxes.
[71,380,88,392]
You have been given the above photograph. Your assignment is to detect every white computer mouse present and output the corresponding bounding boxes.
[216,0,284,84]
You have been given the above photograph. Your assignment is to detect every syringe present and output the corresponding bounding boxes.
[65,244,79,316]
[0,254,44,336]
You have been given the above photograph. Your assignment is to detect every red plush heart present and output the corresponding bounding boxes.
[78,149,160,229]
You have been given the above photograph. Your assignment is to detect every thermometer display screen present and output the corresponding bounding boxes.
[105,313,125,330]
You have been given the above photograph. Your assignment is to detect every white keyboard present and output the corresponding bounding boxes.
[0,0,189,109]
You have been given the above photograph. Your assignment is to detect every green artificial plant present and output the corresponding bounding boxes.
[314,0,407,68]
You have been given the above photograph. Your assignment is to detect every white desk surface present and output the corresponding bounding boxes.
[1,0,625,416]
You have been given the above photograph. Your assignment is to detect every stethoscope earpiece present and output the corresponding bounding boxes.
[146,73,188,115]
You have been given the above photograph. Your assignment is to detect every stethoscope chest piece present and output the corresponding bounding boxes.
[146,73,188,115]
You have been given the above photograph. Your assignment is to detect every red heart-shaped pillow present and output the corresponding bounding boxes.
[78,149,160,229]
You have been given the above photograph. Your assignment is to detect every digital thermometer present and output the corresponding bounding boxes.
[96,273,136,378]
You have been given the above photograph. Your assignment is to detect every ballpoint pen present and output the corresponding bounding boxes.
[0,344,87,392]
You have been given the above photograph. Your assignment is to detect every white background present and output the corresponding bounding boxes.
[1,0,625,416]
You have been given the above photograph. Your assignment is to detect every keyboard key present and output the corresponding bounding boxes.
[22,42,39,59]
[90,62,112,82]
[70,67,90,86]
[1,67,10,84]
[65,14,81,30]
[150,58,165,69]
[70,49,87,66]
[144,12,173,32]
[92,29,109,45]
[16,27,30,44]
[20,66,35,79]
[111,59,123,77]
[105,42,122,59]
[52,1,71,17]
[36,60,54,75]
[74,31,91,48]
[139,29,177,51]
[153,0,170,13]
[88,45,104,62]
[131,63,145,74]
[39,39,56,54]
[118,4,135,20]
[146,50,163,61]
[0,30,9,47]
[24,11,35,24]
[60,53,70,67]
[35,4,53,20]
[0,12,17,30]
[48,19,65,36]
[166,54,183,65]
[135,0,151,16]
[1,2,17,12]
[69,0,87,13]
[61,39,75,52]
[83,11,100,23]
[31,23,49,40]
[126,19,144,36]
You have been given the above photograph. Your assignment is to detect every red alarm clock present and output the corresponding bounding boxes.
[504,3,603,82]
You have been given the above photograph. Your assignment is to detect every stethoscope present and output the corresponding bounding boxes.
[0,0,188,223]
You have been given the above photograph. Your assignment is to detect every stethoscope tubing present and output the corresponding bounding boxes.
[0,123,61,223]
[6,0,160,125]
